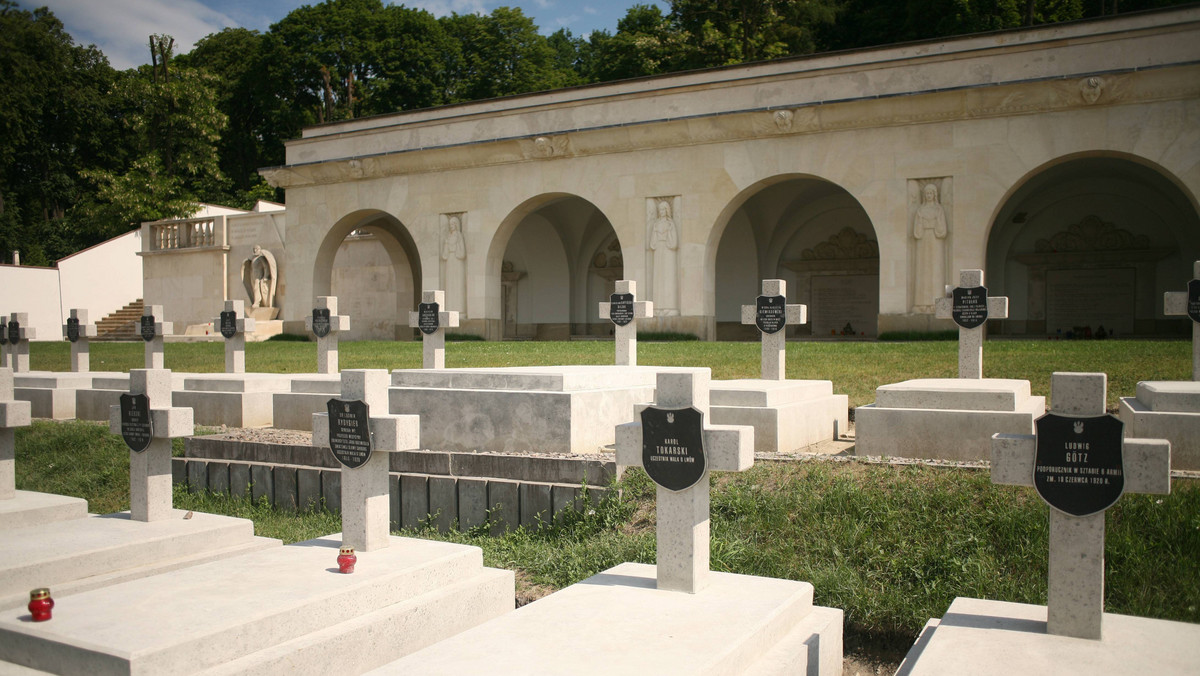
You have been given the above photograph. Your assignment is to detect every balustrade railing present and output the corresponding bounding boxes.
[144,215,226,251]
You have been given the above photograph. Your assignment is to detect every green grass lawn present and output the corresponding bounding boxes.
[27,338,1192,409]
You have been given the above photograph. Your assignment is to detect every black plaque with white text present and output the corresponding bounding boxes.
[2,317,10,345]
[312,308,331,338]
[66,317,80,342]
[609,293,635,327]
[326,399,372,469]
[640,406,706,492]
[219,310,237,339]
[119,393,153,453]
[418,302,440,335]
[756,295,786,334]
[1034,413,1124,517]
[140,315,156,342]
[8,319,19,344]
[1188,279,1200,323]
[952,286,988,329]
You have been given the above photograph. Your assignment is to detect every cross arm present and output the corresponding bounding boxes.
[987,296,1009,319]
[991,433,1034,486]
[786,304,807,325]
[439,311,460,328]
[63,324,98,339]
[0,400,32,428]
[1123,439,1171,495]
[313,412,421,452]
[739,305,755,325]
[108,406,194,438]
[1164,291,1187,316]
[703,424,754,471]
[933,297,952,319]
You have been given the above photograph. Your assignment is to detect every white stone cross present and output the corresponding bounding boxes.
[305,296,350,374]
[1163,260,1200,381]
[740,280,806,380]
[313,369,419,551]
[213,300,256,374]
[63,308,98,373]
[109,369,194,522]
[599,280,654,366]
[934,269,1009,379]
[616,370,753,593]
[0,311,7,370]
[408,290,460,369]
[0,368,32,501]
[991,372,1170,640]
[141,304,173,369]
[7,313,35,373]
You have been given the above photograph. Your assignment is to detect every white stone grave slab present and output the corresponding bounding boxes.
[409,290,460,369]
[710,379,848,453]
[273,374,343,431]
[599,280,653,366]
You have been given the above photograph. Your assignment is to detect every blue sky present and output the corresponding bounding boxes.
[32,0,669,70]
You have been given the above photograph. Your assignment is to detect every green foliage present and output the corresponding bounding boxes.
[638,331,701,341]
[266,332,312,342]
[877,330,960,341]
[445,332,486,341]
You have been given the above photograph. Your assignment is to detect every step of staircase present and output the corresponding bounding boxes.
[93,298,143,341]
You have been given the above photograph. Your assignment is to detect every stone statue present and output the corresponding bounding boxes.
[647,198,679,315]
[241,245,277,309]
[912,183,948,311]
[441,213,467,313]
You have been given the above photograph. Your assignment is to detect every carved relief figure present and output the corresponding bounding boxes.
[647,197,679,315]
[441,213,467,313]
[241,245,277,308]
[912,182,948,311]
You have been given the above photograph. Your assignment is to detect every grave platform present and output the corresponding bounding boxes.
[0,509,278,609]
[1118,381,1200,470]
[0,535,513,676]
[710,379,848,453]
[172,373,296,428]
[272,375,342,430]
[855,379,1045,461]
[369,562,842,675]
[74,373,198,422]
[0,491,88,532]
[14,373,116,420]
[388,366,697,454]
[895,597,1200,675]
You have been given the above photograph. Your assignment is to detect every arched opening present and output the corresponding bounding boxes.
[489,194,623,340]
[712,176,879,340]
[313,210,422,340]
[986,155,1200,338]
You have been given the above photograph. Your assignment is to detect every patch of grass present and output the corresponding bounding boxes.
[639,331,700,341]
[446,332,485,341]
[266,333,311,342]
[174,489,343,543]
[878,330,958,341]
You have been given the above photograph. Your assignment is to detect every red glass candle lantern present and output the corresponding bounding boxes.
[337,546,356,574]
[28,588,53,622]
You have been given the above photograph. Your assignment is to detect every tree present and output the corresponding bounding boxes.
[441,7,573,102]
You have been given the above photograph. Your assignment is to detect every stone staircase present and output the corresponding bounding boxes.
[93,298,144,341]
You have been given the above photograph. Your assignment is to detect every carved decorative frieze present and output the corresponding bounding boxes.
[800,227,879,260]
[1034,215,1150,252]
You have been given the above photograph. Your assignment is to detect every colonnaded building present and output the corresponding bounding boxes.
[140,7,1200,342]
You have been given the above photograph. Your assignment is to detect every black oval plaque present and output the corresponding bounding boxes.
[418,302,440,335]
[609,293,635,327]
[66,317,80,342]
[1034,413,1125,517]
[326,398,372,469]
[756,295,786,334]
[952,286,988,329]
[641,406,706,492]
[219,310,237,339]
[1,317,9,345]
[120,393,154,453]
[312,308,331,338]
[140,315,156,342]
[1188,279,1200,323]
[8,319,19,344]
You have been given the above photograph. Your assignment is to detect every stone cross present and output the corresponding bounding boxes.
[214,300,256,374]
[408,290,460,369]
[7,313,35,373]
[109,369,194,522]
[934,269,1009,379]
[598,280,654,366]
[1163,260,1200,380]
[0,311,7,370]
[63,308,98,373]
[740,280,806,380]
[313,369,419,551]
[615,370,753,593]
[305,296,350,374]
[0,368,32,501]
[992,372,1170,640]
[141,305,173,369]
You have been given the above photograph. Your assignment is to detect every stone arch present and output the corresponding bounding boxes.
[487,194,624,340]
[709,175,880,339]
[313,209,422,340]
[985,153,1200,337]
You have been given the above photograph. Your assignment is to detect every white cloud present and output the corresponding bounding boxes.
[554,14,580,28]
[39,0,237,69]
[583,6,598,15]
[403,0,489,18]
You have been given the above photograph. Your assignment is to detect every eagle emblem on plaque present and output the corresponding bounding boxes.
[66,317,80,342]
[326,399,373,469]
[417,302,440,335]
[311,308,331,338]
[640,406,706,492]
[952,286,988,329]
[219,310,237,339]
[140,315,156,342]
[608,293,635,327]
[1188,279,1200,323]
[1033,413,1125,517]
[755,295,786,334]
[119,393,154,453]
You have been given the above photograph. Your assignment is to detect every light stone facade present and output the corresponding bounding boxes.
[225,10,1200,340]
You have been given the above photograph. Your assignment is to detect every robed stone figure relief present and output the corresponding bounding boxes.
[441,213,467,314]
[910,180,950,312]
[647,197,680,316]
[241,245,278,311]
